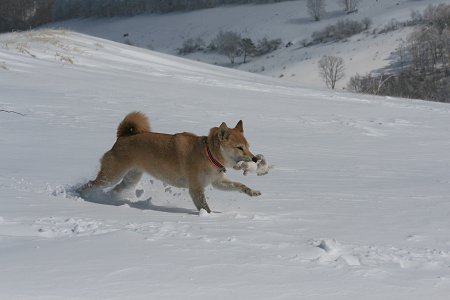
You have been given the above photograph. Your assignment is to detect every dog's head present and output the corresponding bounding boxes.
[216,120,257,167]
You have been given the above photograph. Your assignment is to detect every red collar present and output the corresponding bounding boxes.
[204,139,226,173]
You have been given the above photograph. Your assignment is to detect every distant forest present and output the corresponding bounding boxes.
[0,0,293,33]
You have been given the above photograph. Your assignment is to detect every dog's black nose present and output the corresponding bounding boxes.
[252,156,258,163]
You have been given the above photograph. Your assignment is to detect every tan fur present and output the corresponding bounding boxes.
[116,111,150,138]
[79,112,261,213]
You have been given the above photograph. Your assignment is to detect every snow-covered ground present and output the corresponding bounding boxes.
[48,0,446,89]
[1,30,450,299]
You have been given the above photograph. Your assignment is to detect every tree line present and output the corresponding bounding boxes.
[0,0,294,32]
[0,0,54,32]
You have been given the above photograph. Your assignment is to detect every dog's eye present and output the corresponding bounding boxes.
[237,146,244,151]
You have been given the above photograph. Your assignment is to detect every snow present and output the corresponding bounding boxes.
[1,29,450,299]
[47,0,447,89]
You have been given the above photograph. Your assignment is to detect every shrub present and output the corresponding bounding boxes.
[178,37,205,55]
[311,19,370,44]
[377,19,400,34]
[347,71,449,102]
[255,37,282,55]
[204,33,281,63]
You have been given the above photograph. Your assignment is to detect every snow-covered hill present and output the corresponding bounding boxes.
[48,0,446,89]
[1,30,450,299]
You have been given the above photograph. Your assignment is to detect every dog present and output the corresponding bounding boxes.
[79,112,261,213]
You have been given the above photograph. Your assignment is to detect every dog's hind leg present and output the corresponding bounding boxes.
[111,169,143,194]
[78,151,129,195]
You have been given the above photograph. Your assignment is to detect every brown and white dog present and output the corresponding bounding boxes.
[79,112,261,213]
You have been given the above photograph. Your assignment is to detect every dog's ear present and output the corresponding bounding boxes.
[219,122,229,141]
[235,120,243,132]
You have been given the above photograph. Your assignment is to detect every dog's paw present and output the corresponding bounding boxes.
[241,186,261,197]
[251,190,262,196]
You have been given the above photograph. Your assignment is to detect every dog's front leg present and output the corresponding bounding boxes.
[189,187,211,213]
[213,177,261,197]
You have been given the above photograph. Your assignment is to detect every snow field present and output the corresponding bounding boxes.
[0,30,450,299]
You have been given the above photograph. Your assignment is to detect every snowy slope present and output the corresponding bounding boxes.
[1,30,450,299]
[48,0,446,89]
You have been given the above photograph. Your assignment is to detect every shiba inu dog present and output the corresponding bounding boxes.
[79,112,261,213]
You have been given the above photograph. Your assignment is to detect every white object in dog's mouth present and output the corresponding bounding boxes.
[235,154,271,176]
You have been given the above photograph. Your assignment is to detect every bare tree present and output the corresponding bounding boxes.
[213,31,242,64]
[307,0,325,22]
[339,0,361,14]
[318,56,345,89]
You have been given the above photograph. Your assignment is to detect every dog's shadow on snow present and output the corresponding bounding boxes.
[73,188,198,215]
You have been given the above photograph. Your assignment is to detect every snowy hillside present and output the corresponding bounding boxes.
[1,30,450,299]
[49,0,446,89]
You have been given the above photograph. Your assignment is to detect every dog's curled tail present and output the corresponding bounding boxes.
[117,111,151,138]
